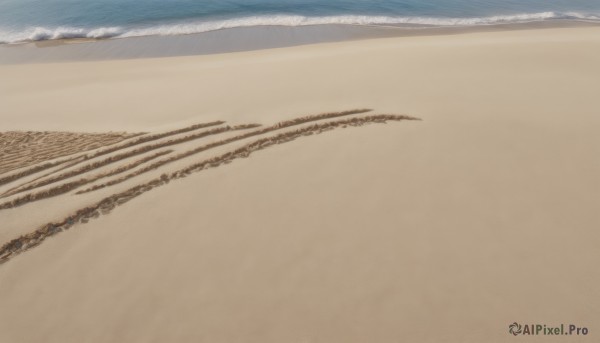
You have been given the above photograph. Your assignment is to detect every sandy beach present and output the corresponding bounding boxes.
[0,25,599,342]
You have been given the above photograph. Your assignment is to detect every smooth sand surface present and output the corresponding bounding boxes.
[0,26,599,342]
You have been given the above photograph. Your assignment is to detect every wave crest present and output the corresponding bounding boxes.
[1,11,598,44]
[0,26,123,44]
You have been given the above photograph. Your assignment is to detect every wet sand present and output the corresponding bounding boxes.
[0,20,598,64]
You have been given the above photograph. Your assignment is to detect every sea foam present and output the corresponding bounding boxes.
[1,12,598,44]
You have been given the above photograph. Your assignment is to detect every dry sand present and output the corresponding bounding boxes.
[0,26,599,342]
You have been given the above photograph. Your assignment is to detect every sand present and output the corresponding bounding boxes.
[0,26,599,342]
[1,20,596,64]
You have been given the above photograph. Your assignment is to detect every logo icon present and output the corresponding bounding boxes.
[509,322,523,336]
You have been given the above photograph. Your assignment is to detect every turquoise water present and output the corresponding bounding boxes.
[1,0,599,44]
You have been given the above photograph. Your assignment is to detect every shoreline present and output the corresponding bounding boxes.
[1,19,598,64]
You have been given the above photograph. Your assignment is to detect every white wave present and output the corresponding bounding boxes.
[1,11,598,44]
[0,26,123,44]
[121,11,599,38]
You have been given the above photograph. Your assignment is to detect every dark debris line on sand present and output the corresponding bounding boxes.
[0,112,420,265]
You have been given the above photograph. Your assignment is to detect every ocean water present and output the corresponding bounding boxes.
[1,0,599,44]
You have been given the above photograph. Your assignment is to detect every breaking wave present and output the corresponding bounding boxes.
[1,11,598,44]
